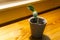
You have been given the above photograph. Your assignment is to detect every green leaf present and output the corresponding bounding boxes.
[28,6,35,12]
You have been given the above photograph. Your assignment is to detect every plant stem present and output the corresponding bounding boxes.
[28,6,39,24]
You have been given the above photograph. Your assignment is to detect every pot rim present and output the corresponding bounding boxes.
[29,16,47,25]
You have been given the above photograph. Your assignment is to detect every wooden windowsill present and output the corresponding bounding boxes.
[0,8,60,40]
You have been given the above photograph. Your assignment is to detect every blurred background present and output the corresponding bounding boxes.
[0,0,60,40]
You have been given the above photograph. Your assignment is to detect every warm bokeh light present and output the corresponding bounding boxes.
[0,0,39,9]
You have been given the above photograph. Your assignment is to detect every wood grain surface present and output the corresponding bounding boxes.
[0,9,60,40]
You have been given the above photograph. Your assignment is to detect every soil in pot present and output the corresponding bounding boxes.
[30,18,44,24]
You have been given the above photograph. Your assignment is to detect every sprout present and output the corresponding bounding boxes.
[28,6,38,19]
[28,5,39,24]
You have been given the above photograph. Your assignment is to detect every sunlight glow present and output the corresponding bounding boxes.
[0,0,40,9]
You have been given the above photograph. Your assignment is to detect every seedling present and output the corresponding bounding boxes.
[28,5,47,38]
[28,6,39,24]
